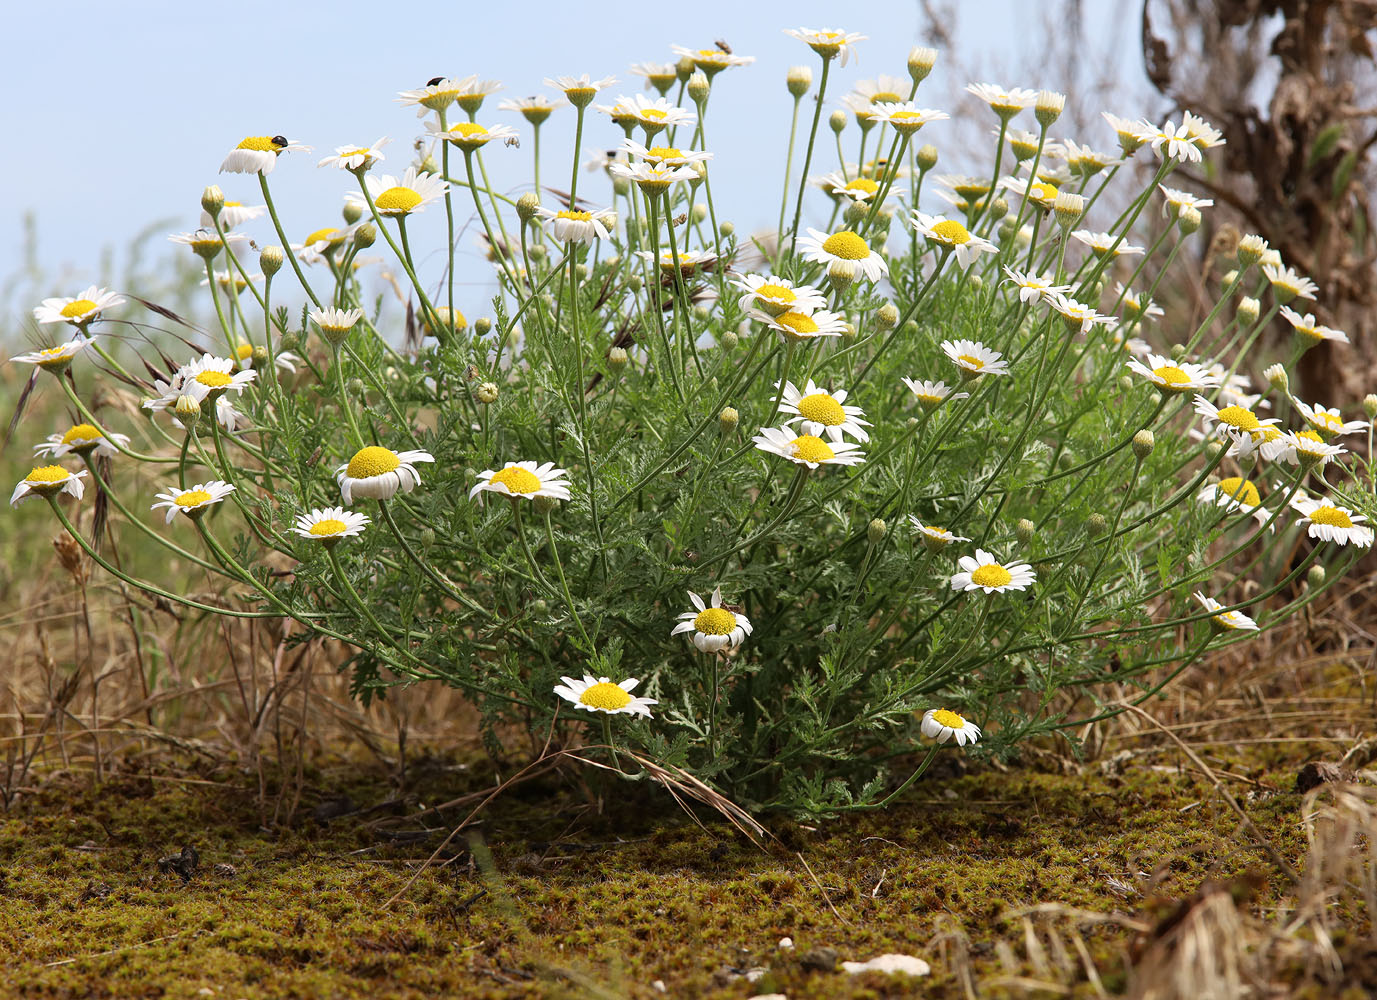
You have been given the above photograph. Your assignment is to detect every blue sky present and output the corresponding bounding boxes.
[3,1,1143,325]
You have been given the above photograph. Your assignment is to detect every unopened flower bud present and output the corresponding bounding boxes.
[1237,297,1260,325]
[1222,269,1239,287]
[628,274,643,293]
[786,65,812,97]
[528,242,546,260]
[675,56,695,82]
[1132,429,1155,459]
[475,381,499,404]
[689,305,709,323]
[1206,439,1225,458]
[1058,451,1075,470]
[968,273,983,290]
[1364,393,1377,418]
[877,302,899,331]
[475,317,492,336]
[1307,564,1326,588]
[687,71,710,103]
[612,175,631,196]
[174,394,201,422]
[719,406,739,435]
[201,185,225,220]
[341,201,365,225]
[1015,518,1036,544]
[353,223,377,248]
[908,46,938,83]
[252,346,269,366]
[867,518,888,545]
[989,197,1010,220]
[278,331,299,352]
[1035,90,1065,127]
[916,144,938,171]
[690,203,707,224]
[1086,512,1108,537]
[1170,343,1188,360]
[260,245,284,276]
[576,264,589,281]
[843,200,868,227]
[841,322,857,341]
[530,598,549,616]
[719,330,739,351]
[347,378,365,395]
[532,494,561,516]
[1237,234,1269,267]
[1053,191,1083,229]
[607,346,628,373]
[516,192,540,223]
[418,153,439,176]
[1119,375,1135,394]
[829,110,848,134]
[1177,205,1202,234]
[719,221,734,238]
[1264,363,1288,392]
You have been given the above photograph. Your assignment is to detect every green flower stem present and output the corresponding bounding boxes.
[531,122,543,200]
[976,118,1010,232]
[437,111,458,334]
[859,130,913,237]
[567,104,587,207]
[376,499,493,621]
[642,195,686,404]
[210,217,279,330]
[697,466,809,574]
[662,195,704,378]
[78,455,221,574]
[510,503,557,595]
[350,173,445,340]
[563,247,608,575]
[54,377,176,465]
[765,340,798,427]
[331,345,366,449]
[459,148,522,291]
[851,250,950,386]
[786,55,833,260]
[1003,124,1049,245]
[1069,454,1145,623]
[775,94,805,247]
[543,510,593,650]
[835,745,940,812]
[257,173,322,308]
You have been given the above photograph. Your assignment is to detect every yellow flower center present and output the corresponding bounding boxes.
[821,231,870,260]
[791,435,835,463]
[1310,413,1341,435]
[448,122,488,137]
[931,220,972,245]
[237,136,282,152]
[958,354,984,370]
[1151,365,1191,387]
[26,465,70,485]
[306,227,343,247]
[564,86,596,101]
[557,210,592,221]
[971,564,1013,588]
[645,145,685,161]
[842,178,879,195]
[1298,429,1326,444]
[1217,477,1261,506]
[916,391,943,404]
[235,344,253,360]
[176,489,212,508]
[375,186,422,213]
[489,466,542,494]
[194,370,233,388]
[930,709,966,729]
[346,446,401,479]
[954,182,990,198]
[693,607,737,635]
[309,519,348,537]
[755,283,795,303]
[1215,405,1260,432]
[59,299,98,318]
[775,312,820,336]
[640,108,667,121]
[1310,505,1353,529]
[797,393,846,426]
[579,681,633,710]
[60,424,101,447]
[38,346,69,360]
[870,91,903,104]
[1029,181,1059,202]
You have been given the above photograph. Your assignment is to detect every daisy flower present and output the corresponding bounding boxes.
[868,102,949,135]
[1262,264,1318,303]
[777,379,871,443]
[427,119,518,151]
[335,446,435,504]
[1193,592,1259,632]
[553,675,656,718]
[815,171,889,203]
[1159,185,1213,217]
[34,424,129,460]
[318,137,390,171]
[911,214,996,268]
[1181,111,1225,152]
[1050,295,1117,335]
[1295,400,1369,439]
[1193,395,1282,449]
[1135,119,1203,163]
[620,139,713,168]
[941,340,1010,380]
[1126,354,1221,394]
[1003,267,1070,306]
[10,466,86,507]
[497,94,566,126]
[852,74,911,107]
[610,160,698,195]
[180,354,257,401]
[309,307,364,342]
[909,516,971,551]
[1279,305,1348,346]
[227,339,296,374]
[757,308,849,342]
[1114,283,1165,322]
[998,174,1062,209]
[168,230,250,261]
[32,286,125,327]
[220,135,310,174]
[966,82,1037,119]
[397,76,472,116]
[1062,139,1118,177]
[1197,476,1270,528]
[151,481,235,522]
[731,274,827,317]
[293,507,370,544]
[1072,230,1144,259]
[201,271,264,297]
[598,93,694,132]
[543,74,618,105]
[669,45,755,75]
[454,77,504,114]
[796,228,888,283]
[1278,430,1346,468]
[752,426,865,469]
[172,395,245,435]
[11,336,94,371]
[293,226,355,265]
[634,247,713,279]
[200,200,266,230]
[901,378,968,410]
[670,587,752,652]
[1102,112,1154,155]
[951,548,1036,595]
[629,62,678,94]
[1290,495,1374,547]
[536,206,615,243]
[784,27,866,65]
[351,167,448,217]
[468,461,571,504]
[920,708,982,746]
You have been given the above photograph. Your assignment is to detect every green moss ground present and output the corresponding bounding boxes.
[0,750,1335,998]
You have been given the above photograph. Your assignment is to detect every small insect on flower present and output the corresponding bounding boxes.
[777,379,871,443]
[1126,354,1221,395]
[34,424,130,460]
[670,44,756,75]
[11,336,94,371]
[901,378,969,410]
[671,587,753,652]
[731,274,827,317]
[397,76,473,115]
[941,339,1010,380]
[1193,592,1259,632]
[293,507,371,545]
[220,135,311,175]
[752,426,865,469]
[336,446,435,504]
[33,286,126,327]
[1289,495,1375,547]
[468,462,571,504]
[151,481,235,523]
[950,548,1036,595]
[912,214,997,268]
[909,516,971,551]
[553,675,657,718]
[498,94,566,126]
[795,228,888,283]
[318,137,390,171]
[11,466,86,507]
[921,708,982,746]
